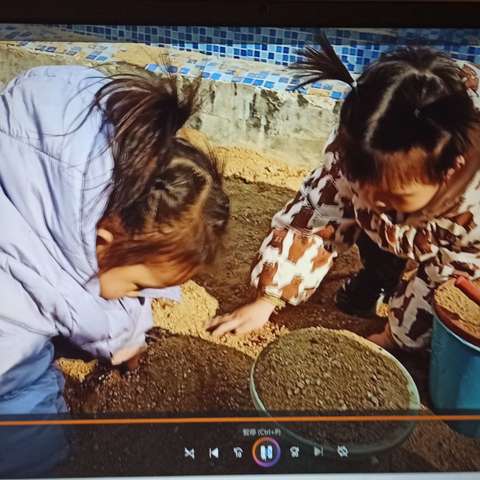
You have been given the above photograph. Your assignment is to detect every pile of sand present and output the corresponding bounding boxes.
[252,327,414,445]
[178,127,309,190]
[254,327,412,412]
[434,278,480,345]
[152,281,289,359]
[56,358,98,383]
[68,333,255,414]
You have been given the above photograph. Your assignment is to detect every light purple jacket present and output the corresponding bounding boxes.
[0,65,180,411]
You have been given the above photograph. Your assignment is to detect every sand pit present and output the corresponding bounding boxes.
[55,137,480,471]
[59,140,395,409]
[47,136,480,473]
[435,278,480,345]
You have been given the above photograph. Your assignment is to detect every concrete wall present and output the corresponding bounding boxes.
[187,78,339,169]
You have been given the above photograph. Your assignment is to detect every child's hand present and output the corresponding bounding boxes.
[111,344,148,369]
[367,324,398,350]
[206,298,276,336]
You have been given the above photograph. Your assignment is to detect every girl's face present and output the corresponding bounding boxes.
[98,263,177,299]
[97,262,195,299]
[96,228,197,299]
[358,181,441,214]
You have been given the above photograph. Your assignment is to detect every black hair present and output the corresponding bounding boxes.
[292,32,480,186]
[92,73,230,274]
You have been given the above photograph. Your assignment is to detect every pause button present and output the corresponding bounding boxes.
[252,437,281,468]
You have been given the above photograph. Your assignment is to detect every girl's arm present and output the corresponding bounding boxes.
[207,147,360,336]
[355,207,480,265]
[251,152,359,306]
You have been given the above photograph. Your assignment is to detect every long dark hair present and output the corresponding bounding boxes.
[92,73,230,276]
[292,33,480,187]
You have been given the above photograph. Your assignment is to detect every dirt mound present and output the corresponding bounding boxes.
[153,281,288,359]
[66,333,254,414]
[179,127,309,190]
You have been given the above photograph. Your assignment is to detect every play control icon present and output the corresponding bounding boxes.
[209,447,220,459]
[184,448,195,460]
[252,437,281,468]
[337,445,349,458]
[233,447,244,459]
[314,446,324,457]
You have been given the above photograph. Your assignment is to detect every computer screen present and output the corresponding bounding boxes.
[0,4,480,478]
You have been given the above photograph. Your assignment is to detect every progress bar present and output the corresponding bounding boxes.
[1,414,480,427]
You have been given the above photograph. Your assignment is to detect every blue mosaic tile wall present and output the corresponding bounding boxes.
[54,25,480,73]
[2,24,480,101]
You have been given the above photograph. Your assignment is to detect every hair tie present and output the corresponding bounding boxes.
[414,108,421,118]
[155,177,168,191]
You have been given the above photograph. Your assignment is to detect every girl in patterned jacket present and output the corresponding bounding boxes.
[207,34,480,351]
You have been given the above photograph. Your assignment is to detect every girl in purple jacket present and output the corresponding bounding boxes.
[0,65,229,419]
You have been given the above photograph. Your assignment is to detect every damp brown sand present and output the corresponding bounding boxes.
[65,333,254,414]
[253,327,412,445]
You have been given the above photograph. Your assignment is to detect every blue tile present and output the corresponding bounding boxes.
[253,79,264,86]
[264,81,274,89]
[243,77,254,84]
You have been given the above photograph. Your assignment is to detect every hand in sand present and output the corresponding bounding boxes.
[206,298,276,336]
[111,343,148,370]
[367,324,398,350]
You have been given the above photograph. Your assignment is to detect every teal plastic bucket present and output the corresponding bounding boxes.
[430,313,480,438]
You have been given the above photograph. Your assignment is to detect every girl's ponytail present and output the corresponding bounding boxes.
[291,32,356,89]
[94,74,201,214]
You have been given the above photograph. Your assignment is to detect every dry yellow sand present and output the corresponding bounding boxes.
[152,281,288,359]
